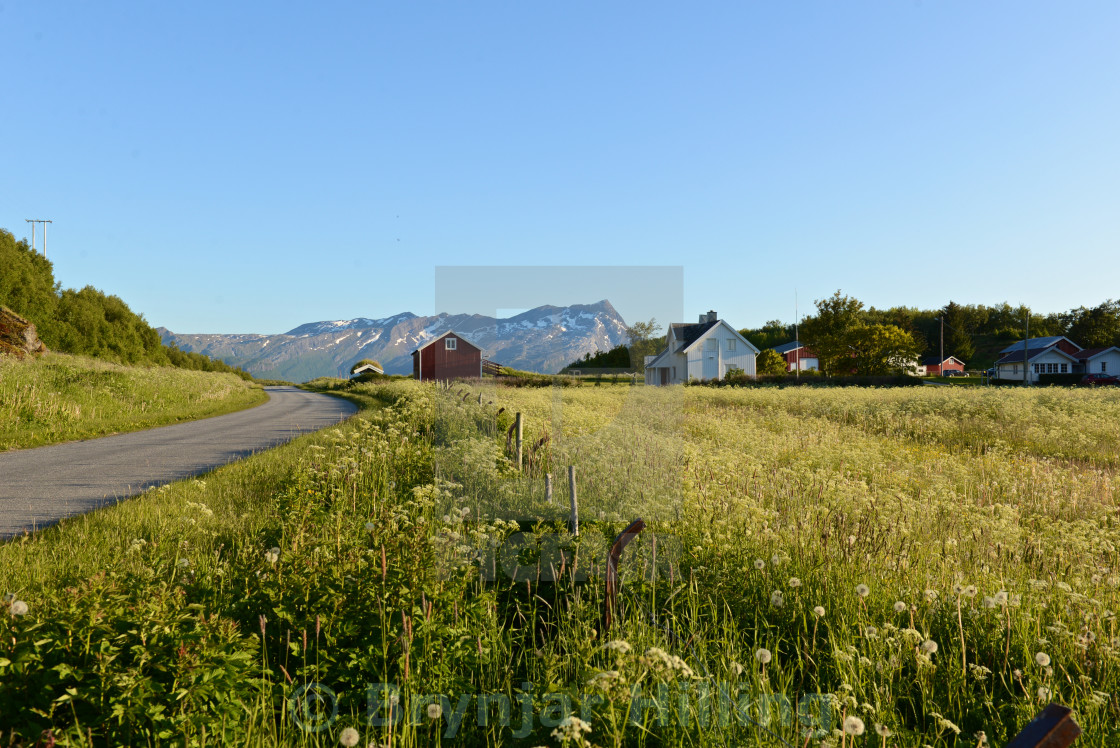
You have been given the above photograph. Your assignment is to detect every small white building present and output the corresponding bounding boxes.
[350,362,384,377]
[644,311,758,385]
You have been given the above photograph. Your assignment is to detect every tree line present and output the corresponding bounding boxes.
[0,228,252,378]
[742,291,1120,375]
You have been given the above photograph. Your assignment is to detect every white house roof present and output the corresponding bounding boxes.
[410,330,483,355]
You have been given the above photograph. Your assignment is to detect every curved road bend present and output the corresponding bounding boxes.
[0,386,357,539]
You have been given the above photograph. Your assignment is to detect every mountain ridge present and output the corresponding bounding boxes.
[159,300,629,382]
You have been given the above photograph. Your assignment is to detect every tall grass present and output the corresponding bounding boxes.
[0,381,1115,745]
[0,353,267,451]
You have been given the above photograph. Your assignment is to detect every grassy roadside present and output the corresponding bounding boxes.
[0,381,1116,745]
[0,353,269,451]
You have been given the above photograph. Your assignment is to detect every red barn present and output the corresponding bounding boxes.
[412,331,483,381]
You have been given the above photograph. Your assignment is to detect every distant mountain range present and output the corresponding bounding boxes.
[158,300,630,382]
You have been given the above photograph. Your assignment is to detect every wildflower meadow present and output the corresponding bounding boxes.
[0,380,1117,746]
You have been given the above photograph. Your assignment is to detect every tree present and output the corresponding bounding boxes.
[626,318,663,373]
[1066,301,1120,348]
[756,348,787,376]
[940,301,975,363]
[800,291,865,375]
[740,320,793,352]
[850,324,921,375]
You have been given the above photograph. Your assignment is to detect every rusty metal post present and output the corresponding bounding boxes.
[604,519,646,631]
[568,466,578,536]
[1008,703,1081,748]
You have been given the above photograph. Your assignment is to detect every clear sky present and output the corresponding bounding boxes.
[2,2,1118,334]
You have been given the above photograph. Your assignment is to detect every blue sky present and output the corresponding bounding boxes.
[2,2,1118,334]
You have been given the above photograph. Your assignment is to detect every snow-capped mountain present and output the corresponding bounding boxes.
[159,300,630,382]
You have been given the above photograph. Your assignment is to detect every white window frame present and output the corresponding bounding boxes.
[728,339,737,351]
[445,338,457,350]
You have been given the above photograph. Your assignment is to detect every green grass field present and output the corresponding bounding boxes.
[0,381,1117,745]
[0,353,268,451]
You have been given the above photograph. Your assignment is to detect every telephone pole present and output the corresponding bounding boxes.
[25,219,52,258]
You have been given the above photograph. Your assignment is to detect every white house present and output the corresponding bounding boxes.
[1078,347,1120,376]
[994,344,1080,383]
[644,311,758,385]
[350,362,384,378]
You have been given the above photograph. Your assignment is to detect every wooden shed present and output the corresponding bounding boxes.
[412,331,483,381]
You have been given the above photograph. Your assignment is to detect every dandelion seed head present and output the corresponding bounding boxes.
[10,600,28,616]
[855,584,870,598]
[813,605,826,618]
[788,577,801,588]
[339,727,360,747]
[755,648,772,665]
[754,559,765,570]
[843,716,865,736]
[1035,652,1051,667]
[921,639,938,654]
[893,601,907,613]
[875,724,892,737]
[427,703,442,720]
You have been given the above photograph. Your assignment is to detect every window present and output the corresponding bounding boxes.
[1013,364,1018,374]
[1033,364,1040,374]
[728,339,737,351]
[1103,362,1108,373]
[445,338,457,350]
[1060,363,1067,373]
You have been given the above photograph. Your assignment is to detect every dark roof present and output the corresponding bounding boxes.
[672,320,719,351]
[1077,347,1120,359]
[921,355,964,366]
[772,341,805,355]
[994,346,1078,366]
[999,336,1079,354]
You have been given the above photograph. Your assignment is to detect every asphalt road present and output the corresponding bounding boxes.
[0,386,357,538]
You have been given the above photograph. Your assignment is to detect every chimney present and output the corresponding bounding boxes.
[707,310,718,323]
[698,313,706,323]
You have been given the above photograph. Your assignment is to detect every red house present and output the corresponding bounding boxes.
[412,331,483,381]
[919,355,966,376]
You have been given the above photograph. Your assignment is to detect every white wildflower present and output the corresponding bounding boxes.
[755,648,772,665]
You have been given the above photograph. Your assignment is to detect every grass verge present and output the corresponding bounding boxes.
[0,353,268,451]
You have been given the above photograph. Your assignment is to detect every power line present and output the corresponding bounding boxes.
[24,219,53,258]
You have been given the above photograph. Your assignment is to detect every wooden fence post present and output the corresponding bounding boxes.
[568,465,578,536]
[515,412,523,470]
[545,473,553,504]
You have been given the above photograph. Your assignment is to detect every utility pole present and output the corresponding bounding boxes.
[24,219,52,258]
[938,315,944,377]
[1024,311,1030,387]
[794,290,800,380]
